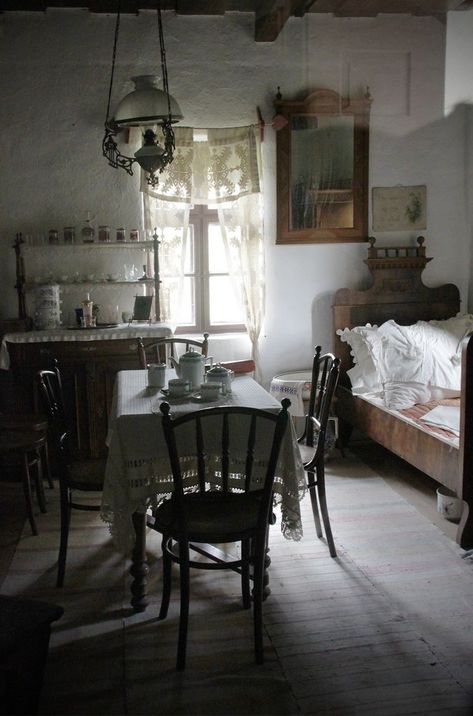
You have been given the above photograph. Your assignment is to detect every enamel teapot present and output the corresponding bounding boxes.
[206,364,234,394]
[169,349,206,389]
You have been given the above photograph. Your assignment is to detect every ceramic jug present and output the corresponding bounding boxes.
[169,349,206,389]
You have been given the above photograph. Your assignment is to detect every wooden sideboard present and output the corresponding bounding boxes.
[6,336,155,460]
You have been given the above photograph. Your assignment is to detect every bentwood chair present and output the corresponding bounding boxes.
[298,346,340,558]
[37,365,105,587]
[137,333,209,369]
[149,398,290,670]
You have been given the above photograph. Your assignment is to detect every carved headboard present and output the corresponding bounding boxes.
[332,237,461,373]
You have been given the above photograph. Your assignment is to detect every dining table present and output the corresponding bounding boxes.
[101,368,306,611]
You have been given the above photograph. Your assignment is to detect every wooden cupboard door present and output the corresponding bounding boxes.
[6,338,141,461]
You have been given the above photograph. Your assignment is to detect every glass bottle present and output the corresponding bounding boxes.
[139,264,148,281]
[81,293,94,327]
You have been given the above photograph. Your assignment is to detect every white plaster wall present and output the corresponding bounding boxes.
[445,11,473,314]
[445,11,473,112]
[0,10,468,386]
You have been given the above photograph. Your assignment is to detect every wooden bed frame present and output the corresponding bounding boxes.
[332,236,473,549]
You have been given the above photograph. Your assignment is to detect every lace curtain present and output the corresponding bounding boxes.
[142,125,264,376]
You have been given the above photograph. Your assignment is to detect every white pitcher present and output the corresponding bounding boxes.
[169,349,207,389]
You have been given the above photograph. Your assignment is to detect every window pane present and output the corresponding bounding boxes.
[209,276,245,325]
[160,227,194,274]
[161,276,195,325]
[208,224,227,273]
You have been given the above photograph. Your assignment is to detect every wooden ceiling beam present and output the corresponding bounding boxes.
[2,0,472,22]
[255,0,304,42]
[176,0,226,13]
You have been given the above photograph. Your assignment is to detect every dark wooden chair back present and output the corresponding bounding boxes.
[161,399,289,521]
[302,346,340,458]
[37,366,68,448]
[137,333,209,368]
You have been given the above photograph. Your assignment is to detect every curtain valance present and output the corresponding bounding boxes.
[142,125,260,204]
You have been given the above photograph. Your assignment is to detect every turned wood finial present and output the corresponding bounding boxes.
[417,235,426,256]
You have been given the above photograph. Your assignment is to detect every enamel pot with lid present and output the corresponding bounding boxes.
[206,364,234,393]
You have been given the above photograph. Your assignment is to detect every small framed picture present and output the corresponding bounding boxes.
[372,185,426,231]
[132,295,153,322]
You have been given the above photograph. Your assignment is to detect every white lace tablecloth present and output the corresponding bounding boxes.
[0,322,174,370]
[101,370,306,551]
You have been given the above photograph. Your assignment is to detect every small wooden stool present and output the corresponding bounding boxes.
[0,430,48,536]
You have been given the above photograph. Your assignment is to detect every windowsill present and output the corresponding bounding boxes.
[178,331,247,340]
[178,331,251,363]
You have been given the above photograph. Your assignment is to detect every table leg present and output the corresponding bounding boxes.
[130,511,149,612]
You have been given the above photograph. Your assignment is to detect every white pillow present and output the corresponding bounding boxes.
[363,320,429,386]
[428,313,473,341]
[337,325,382,392]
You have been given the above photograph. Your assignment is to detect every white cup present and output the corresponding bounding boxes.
[199,382,221,401]
[168,378,191,397]
[147,363,166,388]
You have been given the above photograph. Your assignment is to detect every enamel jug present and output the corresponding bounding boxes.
[169,349,206,389]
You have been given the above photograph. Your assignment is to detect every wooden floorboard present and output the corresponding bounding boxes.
[2,445,473,715]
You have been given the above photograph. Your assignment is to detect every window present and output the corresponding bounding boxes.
[159,204,246,333]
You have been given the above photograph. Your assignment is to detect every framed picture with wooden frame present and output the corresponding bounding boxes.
[132,295,153,322]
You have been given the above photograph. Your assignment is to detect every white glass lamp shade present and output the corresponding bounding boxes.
[114,74,183,127]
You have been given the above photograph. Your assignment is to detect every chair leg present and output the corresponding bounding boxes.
[56,484,70,588]
[21,453,38,536]
[316,461,337,558]
[33,449,47,514]
[307,470,323,538]
[252,534,266,665]
[241,539,251,609]
[42,441,54,489]
[177,540,190,671]
[159,536,172,620]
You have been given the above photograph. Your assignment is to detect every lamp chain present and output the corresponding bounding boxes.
[105,0,122,125]
[157,0,172,120]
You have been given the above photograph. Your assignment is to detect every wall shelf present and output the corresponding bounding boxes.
[14,232,163,324]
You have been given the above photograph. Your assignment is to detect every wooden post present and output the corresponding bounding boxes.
[153,228,162,322]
